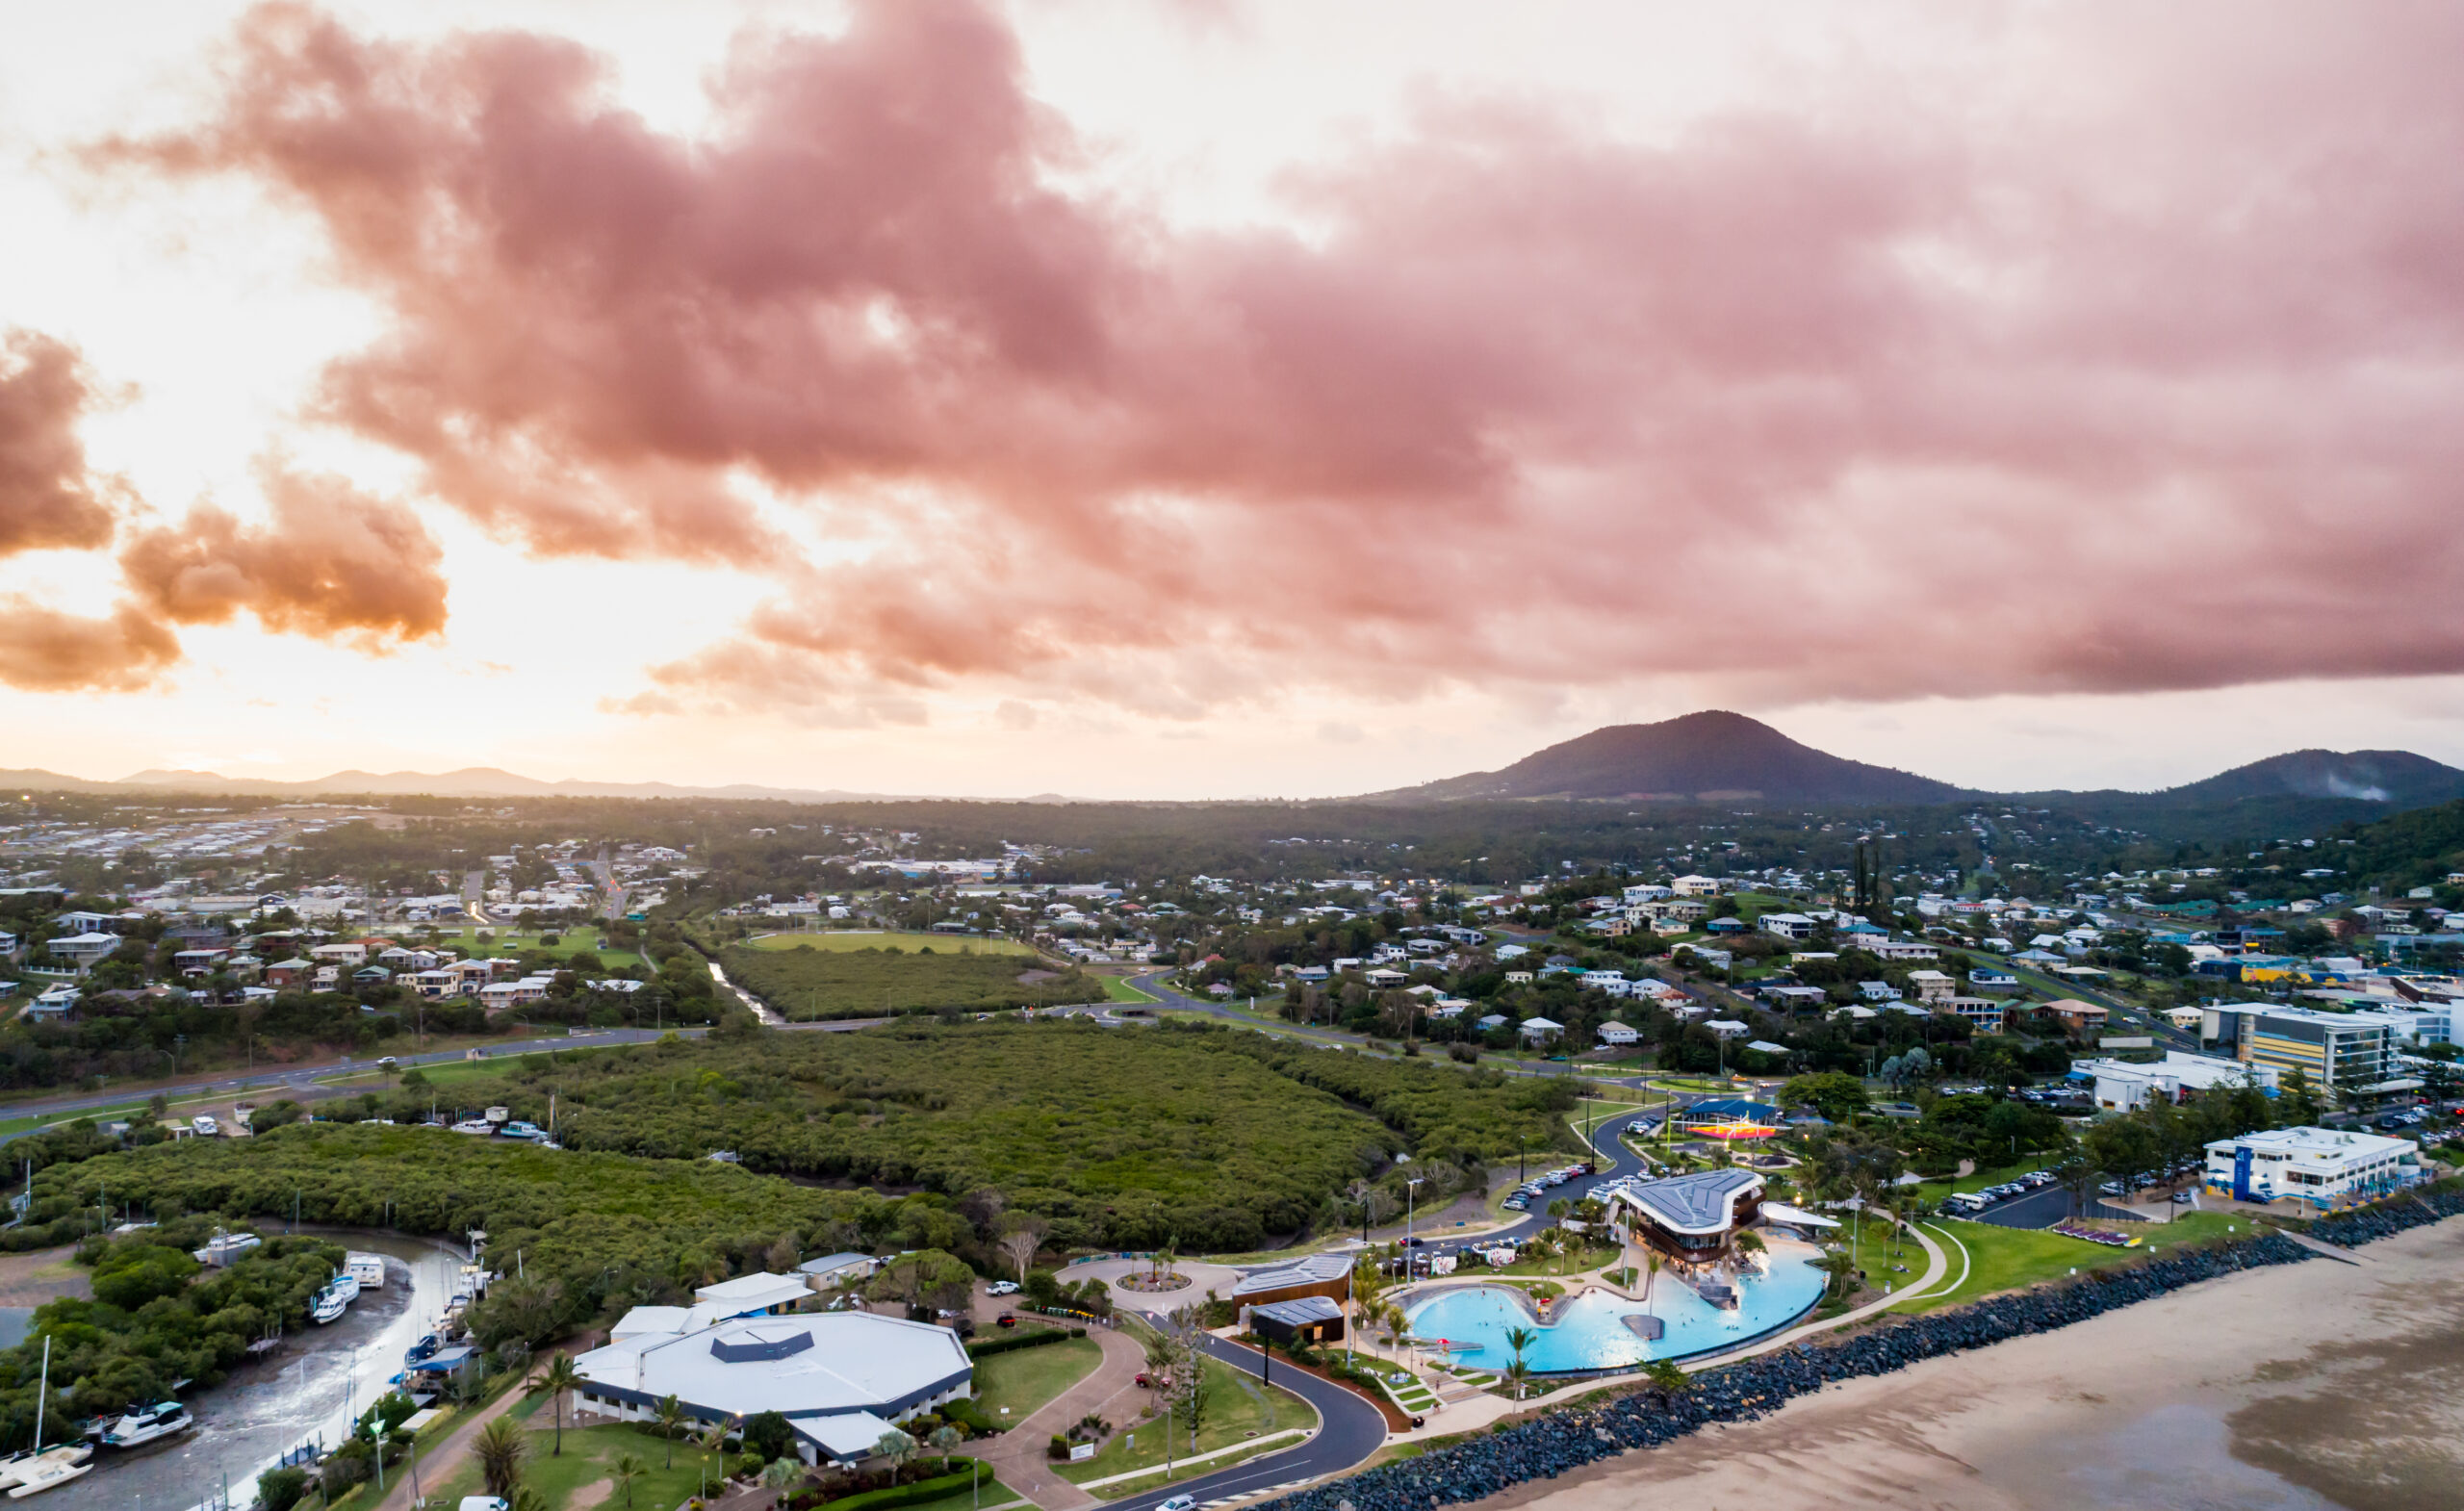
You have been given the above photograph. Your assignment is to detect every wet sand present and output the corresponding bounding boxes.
[1480,1219,2464,1511]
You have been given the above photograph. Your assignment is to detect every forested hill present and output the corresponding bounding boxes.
[2163,749,2464,807]
[2340,798,2464,891]
[1383,711,1964,804]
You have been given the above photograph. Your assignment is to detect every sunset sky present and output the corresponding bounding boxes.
[5,1,2463,799]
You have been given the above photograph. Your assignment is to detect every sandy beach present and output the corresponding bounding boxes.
[1477,1218,2464,1511]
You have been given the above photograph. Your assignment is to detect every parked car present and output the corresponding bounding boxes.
[986,1280,1019,1295]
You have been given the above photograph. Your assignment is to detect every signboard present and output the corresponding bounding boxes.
[2233,1145,2255,1203]
[2098,1036,2155,1049]
[1068,1444,1096,1463]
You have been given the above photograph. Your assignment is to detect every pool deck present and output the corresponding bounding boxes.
[1373,1222,1950,1447]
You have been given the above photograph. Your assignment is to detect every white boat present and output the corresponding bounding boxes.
[328,1270,361,1306]
[99,1401,193,1448]
[191,1230,262,1267]
[2,1447,92,1499]
[310,1285,348,1324]
[449,1119,497,1136]
[346,1252,387,1290]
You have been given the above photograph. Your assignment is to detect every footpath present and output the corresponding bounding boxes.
[966,1328,1150,1511]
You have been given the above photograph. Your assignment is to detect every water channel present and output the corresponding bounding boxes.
[52,1233,468,1511]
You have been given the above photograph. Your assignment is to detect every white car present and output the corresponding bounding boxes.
[1158,1498,1197,1511]
[986,1280,1020,1295]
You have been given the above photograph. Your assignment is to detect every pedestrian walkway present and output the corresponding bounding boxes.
[966,1326,1150,1511]
[371,1361,560,1511]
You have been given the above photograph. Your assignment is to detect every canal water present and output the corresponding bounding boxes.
[52,1233,468,1511]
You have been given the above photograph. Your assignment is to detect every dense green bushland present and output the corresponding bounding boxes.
[22,1124,885,1351]
[1195,1033,1581,1167]
[0,1224,346,1445]
[390,1021,1399,1248]
[719,943,1105,1019]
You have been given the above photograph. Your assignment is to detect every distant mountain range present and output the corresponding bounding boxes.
[6,713,2461,810]
[1390,711,1962,804]
[1374,710,2464,810]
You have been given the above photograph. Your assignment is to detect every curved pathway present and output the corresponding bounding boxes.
[968,1327,1150,1511]
[1098,1328,1386,1511]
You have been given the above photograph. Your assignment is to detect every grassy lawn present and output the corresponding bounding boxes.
[429,926,645,970]
[970,1334,1103,1423]
[741,930,1033,956]
[1899,1210,2248,1314]
[723,942,1098,1020]
[1101,974,1161,1004]
[1055,1354,1308,1486]
[423,1420,731,1511]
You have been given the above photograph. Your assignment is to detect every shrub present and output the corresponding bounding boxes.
[253,1466,310,1511]
[745,1410,795,1462]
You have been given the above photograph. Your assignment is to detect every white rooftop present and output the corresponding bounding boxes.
[696,1271,813,1312]
[576,1310,969,1423]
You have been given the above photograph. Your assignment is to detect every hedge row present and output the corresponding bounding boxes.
[966,1325,1086,1359]
[820,1460,989,1511]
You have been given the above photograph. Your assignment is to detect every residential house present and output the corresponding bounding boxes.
[1905,969,1957,1003]
[46,933,123,974]
[1597,1021,1641,1046]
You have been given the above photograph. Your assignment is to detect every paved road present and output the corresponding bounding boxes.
[1097,1329,1390,1511]
[460,867,492,926]
[0,1027,701,1142]
[583,848,628,921]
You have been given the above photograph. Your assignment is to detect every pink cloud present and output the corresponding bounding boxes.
[0,328,122,557]
[99,0,2464,717]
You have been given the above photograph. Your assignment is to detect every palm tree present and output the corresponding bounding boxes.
[1641,1359,1691,1411]
[474,1417,527,1498]
[526,1354,580,1456]
[611,1453,649,1509]
[1502,1325,1535,1398]
[654,1394,688,1469]
[1643,1251,1663,1309]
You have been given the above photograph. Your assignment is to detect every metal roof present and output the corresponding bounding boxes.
[1231,1253,1354,1296]
[1249,1295,1345,1327]
[1609,1170,1761,1236]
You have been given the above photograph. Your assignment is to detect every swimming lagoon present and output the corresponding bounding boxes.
[1403,1245,1827,1372]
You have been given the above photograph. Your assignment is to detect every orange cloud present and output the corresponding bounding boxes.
[119,462,449,647]
[0,601,180,694]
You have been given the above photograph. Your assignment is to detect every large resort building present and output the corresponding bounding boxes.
[1605,1169,1765,1268]
[577,1272,973,1468]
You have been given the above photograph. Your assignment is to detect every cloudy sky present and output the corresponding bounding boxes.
[5,0,2463,798]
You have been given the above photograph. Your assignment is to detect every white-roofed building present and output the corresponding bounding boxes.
[695,1270,814,1317]
[575,1310,971,1468]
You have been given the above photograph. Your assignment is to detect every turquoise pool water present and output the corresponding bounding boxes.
[1403,1249,1826,1371]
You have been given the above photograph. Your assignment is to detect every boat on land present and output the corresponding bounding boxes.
[0,1447,92,1499]
[3,1336,97,1496]
[310,1269,360,1324]
[346,1252,387,1290]
[99,1400,193,1449]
